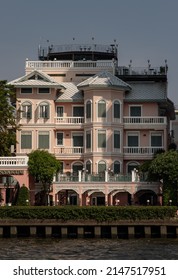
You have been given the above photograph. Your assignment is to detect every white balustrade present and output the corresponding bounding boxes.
[123,147,163,154]
[26,60,113,69]
[54,147,84,154]
[55,117,84,124]
[0,156,28,166]
[123,117,166,124]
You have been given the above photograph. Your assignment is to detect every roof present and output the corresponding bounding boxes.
[125,82,167,101]
[9,70,62,88]
[55,83,83,102]
[77,71,131,89]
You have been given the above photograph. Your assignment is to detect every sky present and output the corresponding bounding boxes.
[0,0,178,105]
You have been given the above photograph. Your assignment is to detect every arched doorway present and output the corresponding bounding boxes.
[0,175,20,205]
[89,191,105,206]
[56,189,79,206]
[134,189,158,205]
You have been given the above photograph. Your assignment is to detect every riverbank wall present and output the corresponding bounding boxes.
[0,219,178,238]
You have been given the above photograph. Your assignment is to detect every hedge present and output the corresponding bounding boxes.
[0,206,177,222]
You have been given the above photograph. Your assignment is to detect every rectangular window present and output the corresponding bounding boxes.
[39,105,49,118]
[86,131,91,149]
[21,131,32,149]
[73,106,84,117]
[38,131,49,149]
[22,105,32,119]
[38,88,50,94]
[128,134,139,147]
[114,131,120,149]
[98,130,106,148]
[130,106,141,116]
[56,106,64,117]
[73,134,83,147]
[21,88,32,94]
[151,134,162,146]
[57,132,63,145]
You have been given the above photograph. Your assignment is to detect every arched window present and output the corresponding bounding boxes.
[113,161,120,174]
[39,102,49,119]
[86,100,91,119]
[72,162,83,175]
[21,102,32,119]
[86,160,92,174]
[98,100,106,118]
[127,162,139,173]
[113,100,120,119]
[98,160,106,173]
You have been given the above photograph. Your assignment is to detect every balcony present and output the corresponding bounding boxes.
[54,147,84,158]
[54,116,84,128]
[56,173,132,183]
[0,156,28,167]
[123,117,167,129]
[123,146,163,159]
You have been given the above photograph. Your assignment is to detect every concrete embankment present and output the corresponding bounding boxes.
[0,219,178,238]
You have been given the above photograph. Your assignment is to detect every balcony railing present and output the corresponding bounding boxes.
[56,173,132,183]
[123,117,166,124]
[26,60,114,69]
[54,117,84,124]
[54,147,84,154]
[123,147,163,154]
[0,156,28,166]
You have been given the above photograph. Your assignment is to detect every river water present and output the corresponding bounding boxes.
[0,238,178,259]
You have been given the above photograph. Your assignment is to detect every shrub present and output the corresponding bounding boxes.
[16,184,30,206]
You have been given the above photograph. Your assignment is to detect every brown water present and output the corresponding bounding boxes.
[1,238,178,260]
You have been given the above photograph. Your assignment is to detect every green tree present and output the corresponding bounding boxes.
[28,150,61,205]
[0,80,17,156]
[148,150,178,205]
[16,184,30,206]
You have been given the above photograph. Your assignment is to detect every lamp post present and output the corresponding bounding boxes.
[147,199,150,206]
[169,199,172,206]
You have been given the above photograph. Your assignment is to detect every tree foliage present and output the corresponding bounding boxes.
[148,150,178,205]
[28,150,61,205]
[16,184,30,206]
[0,80,17,156]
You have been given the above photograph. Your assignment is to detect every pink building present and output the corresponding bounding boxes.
[0,43,175,206]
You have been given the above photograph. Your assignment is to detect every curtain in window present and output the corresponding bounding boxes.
[98,131,106,148]
[21,132,32,149]
[38,132,49,149]
[98,100,106,118]
[98,161,106,173]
